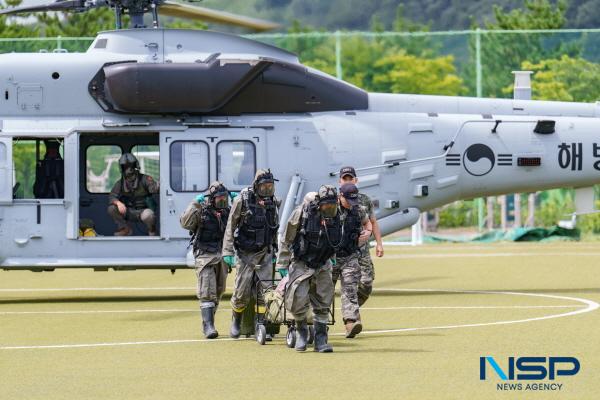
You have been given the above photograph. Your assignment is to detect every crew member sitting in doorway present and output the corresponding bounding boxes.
[107,153,159,236]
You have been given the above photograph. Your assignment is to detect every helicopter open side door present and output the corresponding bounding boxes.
[159,128,266,239]
[0,137,12,205]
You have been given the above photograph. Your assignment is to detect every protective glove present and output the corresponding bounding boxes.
[223,255,235,267]
[277,268,288,278]
[330,258,337,266]
[230,192,239,200]
[195,194,205,203]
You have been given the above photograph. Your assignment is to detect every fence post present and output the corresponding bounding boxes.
[527,193,536,227]
[475,28,486,231]
[478,198,485,231]
[475,28,482,98]
[487,196,495,230]
[57,36,62,51]
[335,30,342,80]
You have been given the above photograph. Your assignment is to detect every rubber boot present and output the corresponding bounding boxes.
[295,320,309,352]
[201,307,218,339]
[313,321,333,353]
[230,310,243,339]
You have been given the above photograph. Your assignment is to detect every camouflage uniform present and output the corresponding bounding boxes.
[277,206,334,324]
[331,205,368,323]
[222,187,279,313]
[357,193,376,306]
[180,202,228,308]
[107,173,159,234]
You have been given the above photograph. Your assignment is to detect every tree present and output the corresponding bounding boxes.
[509,55,600,102]
[271,4,461,94]
[467,0,582,98]
[339,6,462,94]
[491,0,567,29]
[372,51,465,95]
[39,8,118,38]
[0,0,42,52]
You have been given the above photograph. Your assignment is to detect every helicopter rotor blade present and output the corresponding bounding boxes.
[0,0,88,16]
[160,1,280,31]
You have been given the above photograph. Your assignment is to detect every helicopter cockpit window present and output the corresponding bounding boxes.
[217,141,256,189]
[131,145,159,181]
[170,141,209,192]
[86,145,122,193]
[13,137,64,199]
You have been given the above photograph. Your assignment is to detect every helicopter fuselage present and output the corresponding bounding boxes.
[1,29,599,271]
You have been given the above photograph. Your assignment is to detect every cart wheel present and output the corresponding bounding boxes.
[286,327,296,348]
[256,324,267,345]
[307,325,315,345]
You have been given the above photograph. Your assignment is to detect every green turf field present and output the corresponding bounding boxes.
[1,242,599,399]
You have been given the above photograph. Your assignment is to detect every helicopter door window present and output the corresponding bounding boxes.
[170,141,209,192]
[13,137,64,199]
[86,145,122,193]
[217,140,256,190]
[131,145,159,181]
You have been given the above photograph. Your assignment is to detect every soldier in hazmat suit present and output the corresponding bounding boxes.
[180,181,232,339]
[222,169,280,339]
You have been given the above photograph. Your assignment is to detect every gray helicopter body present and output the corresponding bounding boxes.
[0,28,598,270]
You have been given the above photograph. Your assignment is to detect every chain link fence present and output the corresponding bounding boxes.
[4,30,600,233]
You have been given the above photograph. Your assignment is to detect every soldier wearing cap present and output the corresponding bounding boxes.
[333,182,372,338]
[339,166,384,307]
[180,181,231,339]
[276,185,340,352]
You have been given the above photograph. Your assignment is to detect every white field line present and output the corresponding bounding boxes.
[384,252,600,259]
[0,304,585,316]
[0,288,597,350]
[331,288,599,336]
[0,287,196,292]
[0,337,254,350]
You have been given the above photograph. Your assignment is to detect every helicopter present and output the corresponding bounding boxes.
[0,0,598,272]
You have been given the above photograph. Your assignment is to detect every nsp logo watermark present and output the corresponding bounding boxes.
[480,356,580,392]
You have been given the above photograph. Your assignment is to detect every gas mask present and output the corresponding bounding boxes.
[256,181,275,197]
[319,201,338,218]
[316,185,338,218]
[207,181,230,209]
[253,169,277,198]
[124,165,137,180]
[213,194,229,209]
[118,153,140,181]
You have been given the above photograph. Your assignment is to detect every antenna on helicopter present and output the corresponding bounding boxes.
[0,0,280,31]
